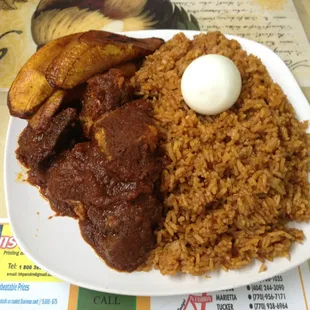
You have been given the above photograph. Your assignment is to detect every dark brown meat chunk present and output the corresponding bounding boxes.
[93,100,160,183]
[45,142,145,217]
[42,100,163,271]
[16,108,81,170]
[80,194,162,272]
[80,69,134,136]
[16,64,162,272]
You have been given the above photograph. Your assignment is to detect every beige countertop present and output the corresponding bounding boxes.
[0,0,310,218]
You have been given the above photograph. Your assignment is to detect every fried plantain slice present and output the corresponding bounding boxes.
[8,33,81,119]
[29,84,86,132]
[46,30,164,89]
[28,90,67,132]
[114,61,138,78]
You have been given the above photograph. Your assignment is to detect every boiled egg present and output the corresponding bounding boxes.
[181,54,242,115]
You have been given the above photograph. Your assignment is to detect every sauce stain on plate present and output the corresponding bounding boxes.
[35,211,40,237]
[15,167,27,183]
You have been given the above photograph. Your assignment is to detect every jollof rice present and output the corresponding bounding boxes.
[133,31,310,275]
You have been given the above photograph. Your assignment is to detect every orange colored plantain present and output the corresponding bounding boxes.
[8,33,81,118]
[46,30,164,89]
[28,90,67,131]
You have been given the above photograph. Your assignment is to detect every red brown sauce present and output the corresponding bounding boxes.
[16,69,163,272]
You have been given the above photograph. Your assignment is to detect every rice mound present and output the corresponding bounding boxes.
[133,31,310,275]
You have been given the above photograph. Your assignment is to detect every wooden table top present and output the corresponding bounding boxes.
[0,0,309,218]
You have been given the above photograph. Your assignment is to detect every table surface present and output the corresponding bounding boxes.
[0,0,310,218]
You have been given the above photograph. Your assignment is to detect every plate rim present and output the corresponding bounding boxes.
[4,29,310,296]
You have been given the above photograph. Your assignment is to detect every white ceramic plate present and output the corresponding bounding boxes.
[4,30,310,296]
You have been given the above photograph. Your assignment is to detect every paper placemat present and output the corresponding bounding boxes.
[1,1,310,309]
[0,0,310,88]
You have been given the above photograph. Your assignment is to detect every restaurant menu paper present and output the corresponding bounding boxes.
[0,221,310,310]
[0,0,310,89]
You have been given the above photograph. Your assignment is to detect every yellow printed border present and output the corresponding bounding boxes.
[0,223,60,282]
[136,296,150,310]
[68,285,79,310]
[298,266,309,310]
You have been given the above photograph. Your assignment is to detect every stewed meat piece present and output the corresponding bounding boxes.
[16,108,81,170]
[45,142,148,217]
[80,69,134,136]
[93,99,161,184]
[42,100,163,271]
[80,194,162,272]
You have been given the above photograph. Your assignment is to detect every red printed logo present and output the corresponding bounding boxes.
[184,293,213,310]
[0,236,17,249]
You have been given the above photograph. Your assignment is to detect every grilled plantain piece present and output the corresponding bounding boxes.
[28,90,67,131]
[46,30,164,89]
[29,83,86,131]
[8,33,81,119]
